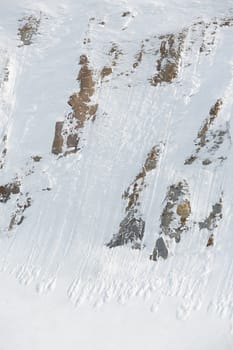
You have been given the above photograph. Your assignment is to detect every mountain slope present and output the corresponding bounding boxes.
[1,0,233,349]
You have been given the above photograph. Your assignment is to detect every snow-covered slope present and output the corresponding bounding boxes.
[1,0,233,349]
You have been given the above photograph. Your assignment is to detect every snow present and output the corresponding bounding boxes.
[1,273,233,350]
[0,0,233,348]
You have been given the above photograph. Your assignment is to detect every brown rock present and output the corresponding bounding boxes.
[207,234,214,247]
[101,67,113,79]
[52,121,64,155]
[176,200,191,218]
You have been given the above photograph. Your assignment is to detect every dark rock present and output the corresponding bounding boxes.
[66,133,79,150]
[18,15,40,47]
[160,181,189,240]
[0,182,20,203]
[207,234,214,247]
[184,155,197,165]
[52,121,64,155]
[107,212,145,248]
[199,199,222,231]
[122,11,131,17]
[151,237,168,260]
[144,145,160,172]
[202,159,212,165]
[32,155,42,162]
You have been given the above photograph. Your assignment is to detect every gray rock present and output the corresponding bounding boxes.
[199,199,222,230]
[107,212,145,248]
[152,237,168,260]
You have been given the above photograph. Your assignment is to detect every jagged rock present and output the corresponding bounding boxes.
[184,99,231,166]
[150,31,186,86]
[123,144,162,212]
[199,199,222,231]
[151,237,168,260]
[144,145,161,172]
[184,155,197,165]
[101,67,112,79]
[32,155,42,162]
[107,212,145,248]
[176,200,191,219]
[0,182,20,203]
[18,15,41,47]
[52,121,64,155]
[151,181,190,262]
[8,195,32,231]
[202,159,212,165]
[108,145,162,250]
[207,234,214,247]
[122,11,131,17]
[51,54,98,156]
[160,181,190,240]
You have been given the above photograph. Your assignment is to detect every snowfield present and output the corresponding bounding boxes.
[0,0,233,349]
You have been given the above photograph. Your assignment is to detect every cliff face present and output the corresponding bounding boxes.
[1,0,233,349]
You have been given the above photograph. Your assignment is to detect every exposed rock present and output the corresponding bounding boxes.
[52,121,64,155]
[206,234,214,247]
[197,99,223,148]
[220,17,233,27]
[176,200,191,220]
[150,31,186,86]
[32,155,42,162]
[101,66,113,79]
[52,54,98,156]
[42,187,52,191]
[0,135,7,169]
[106,211,145,248]
[132,43,144,70]
[3,66,9,83]
[202,159,212,166]
[144,145,161,172]
[199,198,222,231]
[122,11,131,17]
[184,155,197,165]
[83,37,91,45]
[160,180,191,241]
[0,182,20,203]
[18,14,41,47]
[151,237,168,260]
[8,194,32,231]
[209,99,223,117]
[69,54,98,126]
[0,56,10,89]
[184,99,230,166]
[108,43,123,66]
[197,21,218,56]
[108,145,162,250]
[151,180,191,261]
[123,145,161,212]
[66,133,79,150]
